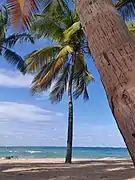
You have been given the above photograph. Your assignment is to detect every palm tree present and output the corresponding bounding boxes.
[50,56,92,163]
[49,56,92,163]
[0,6,34,72]
[25,2,93,163]
[75,0,135,165]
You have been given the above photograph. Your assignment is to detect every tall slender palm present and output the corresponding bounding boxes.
[49,54,92,163]
[25,1,93,163]
[0,6,34,71]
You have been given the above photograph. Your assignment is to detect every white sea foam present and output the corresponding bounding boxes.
[27,151,42,154]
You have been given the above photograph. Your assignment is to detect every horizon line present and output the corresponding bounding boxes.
[0,145,127,149]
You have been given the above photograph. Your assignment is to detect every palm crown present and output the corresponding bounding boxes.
[25,0,93,102]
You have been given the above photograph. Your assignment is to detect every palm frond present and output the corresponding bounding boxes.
[7,0,48,29]
[115,0,134,9]
[126,20,135,35]
[0,7,8,39]
[7,0,37,28]
[1,5,9,26]
[63,21,81,42]
[43,0,73,27]
[73,70,93,100]
[74,53,86,73]
[31,14,64,42]
[31,45,72,93]
[31,60,56,93]
[73,8,79,22]
[0,11,4,39]
[37,45,73,86]
[115,0,135,21]
[31,59,64,92]
[2,47,26,72]
[49,64,70,103]
[4,33,34,48]
[32,59,55,83]
[26,45,62,72]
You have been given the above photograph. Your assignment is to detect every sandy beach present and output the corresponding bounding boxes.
[0,158,135,180]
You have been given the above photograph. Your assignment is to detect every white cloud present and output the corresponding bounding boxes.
[0,101,64,122]
[0,69,56,99]
[0,69,33,88]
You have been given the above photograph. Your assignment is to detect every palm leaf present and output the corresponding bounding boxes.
[74,53,86,73]
[38,45,73,87]
[26,45,62,72]
[7,0,48,29]
[7,0,36,28]
[126,20,135,35]
[1,5,9,26]
[73,8,79,22]
[0,7,7,39]
[4,33,34,48]
[31,14,64,42]
[33,21,64,42]
[43,0,73,27]
[83,85,89,101]
[2,47,26,72]
[0,11,4,39]
[31,45,73,93]
[31,60,56,93]
[73,70,93,100]
[73,53,93,100]
[63,21,81,42]
[31,58,65,92]
[49,63,70,103]
[115,0,134,8]
[115,0,135,21]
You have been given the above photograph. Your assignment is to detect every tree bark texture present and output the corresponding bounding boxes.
[75,0,135,164]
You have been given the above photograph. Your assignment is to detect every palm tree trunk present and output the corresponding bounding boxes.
[75,0,135,165]
[65,63,74,164]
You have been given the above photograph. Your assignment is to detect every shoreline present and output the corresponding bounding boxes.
[0,157,131,163]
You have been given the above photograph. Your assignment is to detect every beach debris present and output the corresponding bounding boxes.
[4,156,18,160]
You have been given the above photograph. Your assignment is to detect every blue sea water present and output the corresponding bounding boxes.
[0,147,129,159]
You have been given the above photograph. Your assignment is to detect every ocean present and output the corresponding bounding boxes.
[0,147,129,159]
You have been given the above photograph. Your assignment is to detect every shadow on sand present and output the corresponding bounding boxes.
[0,159,135,180]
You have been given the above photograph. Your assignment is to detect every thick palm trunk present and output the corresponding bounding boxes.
[75,0,135,164]
[65,66,74,164]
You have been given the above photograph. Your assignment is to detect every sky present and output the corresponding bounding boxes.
[0,0,126,147]
[0,36,126,147]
